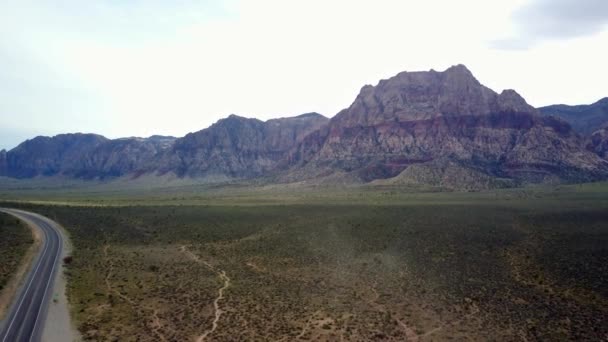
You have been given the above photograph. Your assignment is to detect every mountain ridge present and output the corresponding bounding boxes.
[539,97,608,135]
[1,65,607,188]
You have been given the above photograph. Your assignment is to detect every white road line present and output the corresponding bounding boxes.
[0,213,49,342]
[30,220,62,342]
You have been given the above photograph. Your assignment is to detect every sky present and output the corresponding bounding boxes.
[1,0,608,150]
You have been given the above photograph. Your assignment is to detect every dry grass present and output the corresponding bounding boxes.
[5,187,608,341]
[0,212,37,320]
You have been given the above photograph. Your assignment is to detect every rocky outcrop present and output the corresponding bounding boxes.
[588,127,608,159]
[157,113,328,178]
[539,98,608,135]
[287,65,608,185]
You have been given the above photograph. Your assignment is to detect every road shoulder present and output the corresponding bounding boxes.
[42,221,82,342]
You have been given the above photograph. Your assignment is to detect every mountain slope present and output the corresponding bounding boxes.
[156,113,328,178]
[539,98,608,135]
[287,65,607,185]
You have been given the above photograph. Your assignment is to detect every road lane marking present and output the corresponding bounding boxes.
[30,220,62,342]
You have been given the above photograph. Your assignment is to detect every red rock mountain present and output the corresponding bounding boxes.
[287,65,608,186]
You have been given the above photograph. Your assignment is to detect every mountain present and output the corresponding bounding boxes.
[286,65,608,186]
[539,98,608,135]
[1,134,109,178]
[157,113,328,179]
[0,134,176,179]
[1,65,606,189]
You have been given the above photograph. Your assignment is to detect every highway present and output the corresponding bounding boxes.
[0,209,63,342]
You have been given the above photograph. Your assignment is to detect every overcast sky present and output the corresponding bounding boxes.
[1,0,608,149]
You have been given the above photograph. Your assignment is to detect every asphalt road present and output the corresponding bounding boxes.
[0,209,63,342]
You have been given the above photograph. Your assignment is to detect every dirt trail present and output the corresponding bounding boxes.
[295,310,321,339]
[179,246,231,342]
[366,284,419,341]
[103,245,168,341]
[102,245,134,305]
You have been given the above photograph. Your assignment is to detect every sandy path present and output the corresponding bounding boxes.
[179,246,231,342]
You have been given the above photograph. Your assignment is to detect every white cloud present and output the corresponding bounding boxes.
[492,0,608,49]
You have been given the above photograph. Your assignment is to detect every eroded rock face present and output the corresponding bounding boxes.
[158,113,328,178]
[588,127,608,159]
[289,65,608,184]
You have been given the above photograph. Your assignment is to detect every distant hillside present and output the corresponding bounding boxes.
[0,114,329,180]
[539,98,608,135]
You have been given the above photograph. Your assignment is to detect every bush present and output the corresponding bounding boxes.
[63,256,73,265]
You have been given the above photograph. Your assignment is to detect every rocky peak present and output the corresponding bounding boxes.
[332,65,534,128]
[596,97,608,105]
[291,65,608,185]
[225,114,255,121]
[293,112,326,120]
[497,89,537,113]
